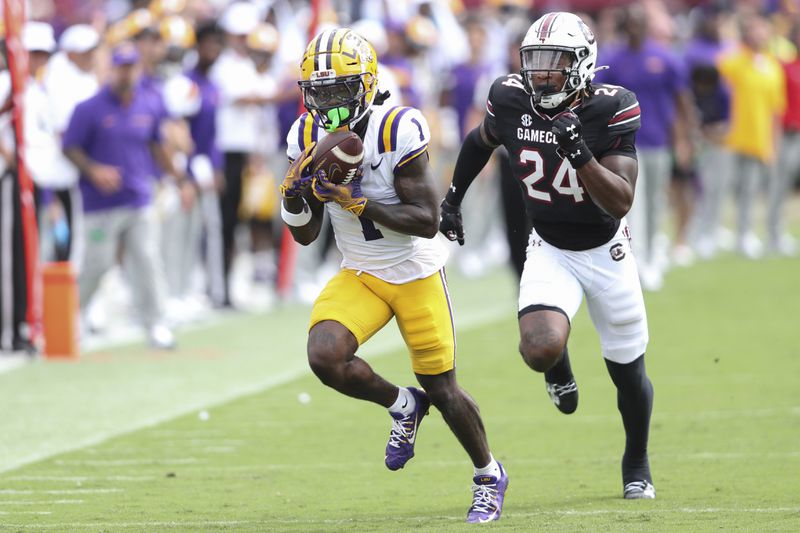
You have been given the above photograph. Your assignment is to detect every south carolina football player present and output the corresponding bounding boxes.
[440,12,655,500]
[279,28,508,522]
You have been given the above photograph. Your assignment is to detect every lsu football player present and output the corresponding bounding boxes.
[279,28,508,522]
[440,12,656,500]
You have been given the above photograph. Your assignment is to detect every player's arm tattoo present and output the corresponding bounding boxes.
[576,154,638,219]
[361,153,439,238]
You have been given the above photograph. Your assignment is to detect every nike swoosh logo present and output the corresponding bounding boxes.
[370,159,383,171]
[401,397,408,409]
[406,412,418,444]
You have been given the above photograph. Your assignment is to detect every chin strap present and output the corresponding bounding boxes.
[325,107,351,132]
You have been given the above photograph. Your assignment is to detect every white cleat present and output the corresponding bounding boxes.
[623,480,656,499]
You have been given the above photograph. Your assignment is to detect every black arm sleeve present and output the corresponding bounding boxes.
[444,126,497,206]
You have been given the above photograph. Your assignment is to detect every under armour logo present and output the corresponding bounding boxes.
[532,239,542,247]
[570,150,581,158]
[570,132,579,140]
[449,184,456,193]
[566,124,576,132]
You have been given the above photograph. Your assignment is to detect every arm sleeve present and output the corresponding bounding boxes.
[444,126,496,206]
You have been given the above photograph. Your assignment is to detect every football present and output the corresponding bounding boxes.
[311,131,364,185]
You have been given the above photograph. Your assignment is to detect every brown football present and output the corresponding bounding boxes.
[311,131,365,185]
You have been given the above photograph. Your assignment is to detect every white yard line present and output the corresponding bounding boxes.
[0,500,83,506]
[2,507,798,528]
[0,489,122,495]
[54,458,200,467]
[5,476,153,482]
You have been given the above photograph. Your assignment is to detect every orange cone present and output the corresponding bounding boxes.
[42,261,79,359]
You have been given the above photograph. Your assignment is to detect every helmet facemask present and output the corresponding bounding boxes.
[520,45,589,109]
[299,73,374,132]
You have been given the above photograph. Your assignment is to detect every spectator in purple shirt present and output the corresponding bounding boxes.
[594,5,696,290]
[442,16,493,140]
[63,42,193,350]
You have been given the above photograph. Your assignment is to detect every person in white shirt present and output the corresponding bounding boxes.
[211,1,275,307]
[40,24,100,263]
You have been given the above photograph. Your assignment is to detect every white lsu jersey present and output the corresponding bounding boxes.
[286,105,448,284]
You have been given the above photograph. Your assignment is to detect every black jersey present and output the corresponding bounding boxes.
[483,74,641,250]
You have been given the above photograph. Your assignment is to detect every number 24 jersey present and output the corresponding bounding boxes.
[484,74,641,250]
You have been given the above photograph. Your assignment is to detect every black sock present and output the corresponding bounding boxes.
[545,347,573,384]
[605,354,654,485]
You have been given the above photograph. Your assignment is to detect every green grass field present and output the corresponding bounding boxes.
[1,255,799,532]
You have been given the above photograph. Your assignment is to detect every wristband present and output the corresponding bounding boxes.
[560,141,593,169]
[281,198,312,227]
[444,189,461,208]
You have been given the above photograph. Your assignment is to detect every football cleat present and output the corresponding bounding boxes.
[467,462,509,523]
[384,387,430,471]
[545,379,578,414]
[623,480,656,500]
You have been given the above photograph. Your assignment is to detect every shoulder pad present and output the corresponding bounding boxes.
[606,88,640,134]
[376,106,429,154]
[286,112,320,161]
[582,84,640,134]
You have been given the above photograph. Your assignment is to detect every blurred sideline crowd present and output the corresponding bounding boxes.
[3,0,799,350]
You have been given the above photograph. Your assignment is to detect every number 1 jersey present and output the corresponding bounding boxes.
[483,74,641,250]
[286,106,448,283]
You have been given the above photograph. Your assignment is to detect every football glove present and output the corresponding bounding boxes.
[280,142,317,199]
[312,169,368,216]
[439,199,465,245]
[551,111,593,169]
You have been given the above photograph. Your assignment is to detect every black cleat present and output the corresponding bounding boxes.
[544,348,578,414]
[545,379,578,414]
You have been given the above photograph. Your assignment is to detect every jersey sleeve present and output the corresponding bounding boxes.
[605,89,641,136]
[285,112,319,162]
[375,106,431,172]
[596,89,641,160]
[481,75,512,146]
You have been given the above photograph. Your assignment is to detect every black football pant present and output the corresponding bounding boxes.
[0,170,30,352]
[220,152,248,306]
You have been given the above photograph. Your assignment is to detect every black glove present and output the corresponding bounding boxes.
[552,111,593,169]
[439,199,465,245]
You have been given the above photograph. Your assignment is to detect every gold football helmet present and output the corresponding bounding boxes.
[299,28,379,132]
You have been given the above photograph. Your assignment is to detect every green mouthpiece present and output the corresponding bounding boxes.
[325,107,350,132]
